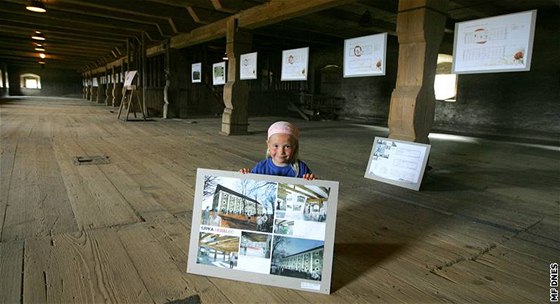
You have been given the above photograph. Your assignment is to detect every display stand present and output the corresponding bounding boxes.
[117,85,146,121]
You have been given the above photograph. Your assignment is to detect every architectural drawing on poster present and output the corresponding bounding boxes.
[344,33,387,77]
[452,10,536,74]
[187,169,338,294]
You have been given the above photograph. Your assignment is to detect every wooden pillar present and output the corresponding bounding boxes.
[221,18,252,135]
[388,0,448,143]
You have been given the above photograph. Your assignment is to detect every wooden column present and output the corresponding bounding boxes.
[221,18,252,135]
[388,0,448,143]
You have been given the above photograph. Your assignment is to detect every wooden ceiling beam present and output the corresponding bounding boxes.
[170,0,355,49]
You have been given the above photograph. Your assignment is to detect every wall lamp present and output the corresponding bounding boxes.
[26,0,47,13]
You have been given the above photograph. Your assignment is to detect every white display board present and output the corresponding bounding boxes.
[212,62,226,85]
[240,52,258,80]
[123,70,137,87]
[92,77,98,87]
[192,62,202,83]
[365,137,431,191]
[452,10,537,74]
[187,169,339,294]
[344,33,387,77]
[281,47,309,81]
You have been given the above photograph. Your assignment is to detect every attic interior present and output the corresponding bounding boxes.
[0,0,559,303]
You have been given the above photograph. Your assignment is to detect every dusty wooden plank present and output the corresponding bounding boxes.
[98,136,196,214]
[117,222,205,303]
[0,240,24,303]
[0,139,17,238]
[69,137,175,221]
[2,139,79,241]
[51,138,140,229]
[24,229,153,303]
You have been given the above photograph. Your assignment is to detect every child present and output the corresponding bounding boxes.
[240,121,315,180]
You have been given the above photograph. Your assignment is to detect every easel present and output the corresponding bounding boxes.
[117,85,146,121]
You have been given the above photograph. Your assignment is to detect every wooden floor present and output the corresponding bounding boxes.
[1,97,558,303]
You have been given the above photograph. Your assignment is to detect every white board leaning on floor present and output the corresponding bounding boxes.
[452,9,537,74]
[187,168,339,294]
[365,137,431,191]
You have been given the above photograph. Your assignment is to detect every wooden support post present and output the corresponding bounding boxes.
[221,18,252,135]
[388,0,448,143]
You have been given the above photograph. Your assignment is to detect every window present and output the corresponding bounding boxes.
[20,73,41,89]
[434,54,457,102]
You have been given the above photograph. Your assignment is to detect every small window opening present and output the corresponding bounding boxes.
[434,54,457,102]
[20,73,41,89]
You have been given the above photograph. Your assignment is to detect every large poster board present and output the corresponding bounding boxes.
[343,33,387,77]
[365,137,431,191]
[240,52,258,80]
[191,62,202,83]
[212,62,226,85]
[187,169,339,294]
[281,47,309,81]
[452,10,537,74]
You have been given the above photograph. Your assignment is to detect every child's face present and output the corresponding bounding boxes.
[267,133,296,166]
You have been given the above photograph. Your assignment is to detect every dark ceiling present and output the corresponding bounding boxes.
[0,0,558,71]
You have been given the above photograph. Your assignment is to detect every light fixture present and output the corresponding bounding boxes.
[222,52,228,61]
[35,46,45,51]
[26,0,46,13]
[32,31,45,41]
[38,60,46,65]
[39,53,46,59]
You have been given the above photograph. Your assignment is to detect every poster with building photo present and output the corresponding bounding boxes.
[187,168,339,294]
[191,62,202,83]
[213,62,226,85]
[281,47,309,81]
[240,52,257,80]
[364,137,431,191]
[344,33,387,77]
[452,10,536,74]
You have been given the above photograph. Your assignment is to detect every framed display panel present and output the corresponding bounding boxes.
[281,47,309,81]
[240,52,258,80]
[192,62,202,83]
[343,33,387,77]
[123,70,137,87]
[213,62,226,85]
[187,169,339,294]
[92,77,98,87]
[452,10,536,74]
[364,137,431,191]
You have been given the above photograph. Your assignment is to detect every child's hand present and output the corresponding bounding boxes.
[239,168,250,174]
[303,173,316,180]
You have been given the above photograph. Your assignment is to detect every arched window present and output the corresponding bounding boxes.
[434,54,457,102]
[20,73,41,89]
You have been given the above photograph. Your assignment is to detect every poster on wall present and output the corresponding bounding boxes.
[240,52,258,80]
[452,9,537,74]
[281,47,309,81]
[92,77,98,87]
[364,137,431,191]
[187,169,339,294]
[123,70,137,87]
[192,62,202,83]
[212,62,226,85]
[343,33,387,77]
